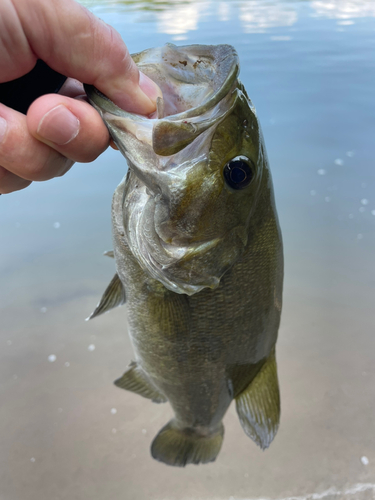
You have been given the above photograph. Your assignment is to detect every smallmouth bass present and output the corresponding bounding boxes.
[85,44,283,467]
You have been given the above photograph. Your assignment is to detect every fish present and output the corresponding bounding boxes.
[85,43,283,467]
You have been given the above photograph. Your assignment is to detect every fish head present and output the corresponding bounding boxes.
[86,44,268,295]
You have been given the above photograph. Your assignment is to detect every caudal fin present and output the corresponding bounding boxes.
[151,420,224,467]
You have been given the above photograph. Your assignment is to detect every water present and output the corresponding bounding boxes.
[1,1,375,499]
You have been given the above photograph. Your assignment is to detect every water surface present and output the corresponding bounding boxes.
[1,1,375,499]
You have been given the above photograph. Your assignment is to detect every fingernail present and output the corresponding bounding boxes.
[109,72,163,114]
[139,72,162,104]
[37,105,80,146]
[0,116,8,143]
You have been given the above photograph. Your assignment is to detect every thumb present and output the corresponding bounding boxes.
[8,0,161,114]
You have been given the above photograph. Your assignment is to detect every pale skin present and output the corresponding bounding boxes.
[0,0,162,194]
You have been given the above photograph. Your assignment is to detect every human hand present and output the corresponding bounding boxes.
[0,0,161,194]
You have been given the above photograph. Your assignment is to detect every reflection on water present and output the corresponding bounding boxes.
[1,0,375,499]
[311,0,375,20]
[239,2,298,33]
[79,0,196,11]
[156,2,207,37]
[80,0,375,35]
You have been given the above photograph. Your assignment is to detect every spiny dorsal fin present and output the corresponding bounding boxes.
[114,361,167,403]
[86,273,126,321]
[235,351,280,450]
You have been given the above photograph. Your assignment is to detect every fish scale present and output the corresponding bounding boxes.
[85,43,283,467]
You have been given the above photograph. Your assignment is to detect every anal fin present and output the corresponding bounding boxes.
[86,273,126,320]
[114,361,167,403]
[235,351,280,450]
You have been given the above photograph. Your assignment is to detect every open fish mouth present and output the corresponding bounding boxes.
[86,44,245,295]
[85,43,239,160]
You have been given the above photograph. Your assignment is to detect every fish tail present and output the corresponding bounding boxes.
[151,420,224,467]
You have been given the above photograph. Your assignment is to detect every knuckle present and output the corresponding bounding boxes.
[108,25,128,59]
[28,154,69,181]
[121,46,135,76]
[100,25,134,78]
[22,157,52,181]
[17,149,68,181]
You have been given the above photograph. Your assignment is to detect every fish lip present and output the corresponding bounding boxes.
[85,45,240,159]
[84,83,236,132]
[85,44,239,121]
[86,83,239,158]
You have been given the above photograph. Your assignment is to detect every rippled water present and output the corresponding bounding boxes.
[1,1,375,499]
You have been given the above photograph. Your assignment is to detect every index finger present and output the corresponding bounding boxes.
[1,0,161,114]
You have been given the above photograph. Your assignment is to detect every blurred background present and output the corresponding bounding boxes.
[1,1,375,499]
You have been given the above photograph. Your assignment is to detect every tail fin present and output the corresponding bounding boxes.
[151,420,224,467]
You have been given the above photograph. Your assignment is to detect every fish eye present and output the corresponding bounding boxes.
[223,156,254,190]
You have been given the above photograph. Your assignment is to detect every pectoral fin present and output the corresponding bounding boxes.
[235,352,280,450]
[86,273,126,321]
[114,361,167,403]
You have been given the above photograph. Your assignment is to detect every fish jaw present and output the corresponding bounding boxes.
[86,44,265,295]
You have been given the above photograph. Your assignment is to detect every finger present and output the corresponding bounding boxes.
[0,166,31,194]
[0,0,36,80]
[0,103,73,182]
[58,78,86,99]
[58,80,118,151]
[27,94,110,163]
[4,0,162,114]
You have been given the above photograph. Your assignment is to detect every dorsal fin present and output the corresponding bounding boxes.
[86,273,126,321]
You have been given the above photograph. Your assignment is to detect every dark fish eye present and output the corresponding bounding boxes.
[223,156,254,190]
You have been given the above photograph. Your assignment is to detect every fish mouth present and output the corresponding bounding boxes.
[85,43,239,158]
[86,44,245,295]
